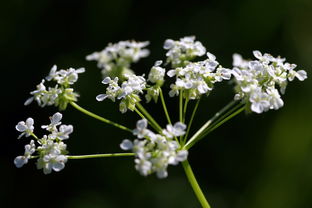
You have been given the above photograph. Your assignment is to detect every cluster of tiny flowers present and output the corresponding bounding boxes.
[96,74,146,113]
[25,65,85,110]
[164,36,206,67]
[120,119,188,178]
[167,52,232,100]
[232,51,308,113]
[86,40,150,79]
[145,60,166,103]
[14,112,73,174]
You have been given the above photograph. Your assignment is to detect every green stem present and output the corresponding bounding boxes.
[184,104,245,150]
[30,132,39,140]
[136,102,162,132]
[134,107,159,132]
[179,90,183,123]
[183,97,189,123]
[67,153,135,159]
[69,102,132,133]
[183,100,239,150]
[182,160,211,208]
[196,106,245,142]
[183,99,200,145]
[159,88,172,125]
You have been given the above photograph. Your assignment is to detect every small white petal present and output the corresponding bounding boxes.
[96,94,107,101]
[120,139,133,150]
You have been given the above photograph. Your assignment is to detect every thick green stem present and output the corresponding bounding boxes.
[70,102,132,133]
[159,88,172,125]
[183,99,200,145]
[67,153,134,159]
[182,160,211,208]
[136,102,162,132]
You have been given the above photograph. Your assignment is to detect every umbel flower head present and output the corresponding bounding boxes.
[164,36,206,68]
[86,40,150,80]
[14,112,72,174]
[120,119,188,178]
[96,74,146,113]
[232,51,308,113]
[167,52,231,100]
[24,65,85,110]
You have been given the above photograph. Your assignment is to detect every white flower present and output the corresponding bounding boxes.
[132,119,150,138]
[41,112,62,132]
[267,88,284,110]
[24,79,47,106]
[47,65,85,86]
[16,118,34,139]
[148,60,166,86]
[164,36,206,67]
[231,51,307,113]
[86,40,150,78]
[14,140,36,168]
[120,139,133,150]
[122,120,188,178]
[37,154,68,174]
[50,125,73,140]
[249,90,270,114]
[163,122,186,138]
[96,77,120,102]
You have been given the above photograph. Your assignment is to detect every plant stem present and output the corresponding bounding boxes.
[184,102,244,150]
[67,153,135,159]
[182,159,211,208]
[183,97,189,123]
[30,132,39,140]
[159,88,172,125]
[197,106,245,142]
[136,102,162,132]
[69,102,132,133]
[179,90,183,123]
[134,107,159,132]
[182,99,200,145]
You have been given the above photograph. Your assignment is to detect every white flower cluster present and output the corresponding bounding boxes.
[96,74,146,113]
[25,65,85,110]
[164,36,206,67]
[232,51,308,113]
[145,60,166,103]
[14,112,73,174]
[120,119,188,178]
[86,40,150,79]
[167,52,231,100]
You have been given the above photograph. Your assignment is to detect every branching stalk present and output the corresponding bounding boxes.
[70,102,132,133]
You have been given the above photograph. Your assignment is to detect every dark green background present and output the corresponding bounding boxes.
[2,0,312,207]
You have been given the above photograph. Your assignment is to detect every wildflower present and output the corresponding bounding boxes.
[121,119,188,178]
[25,65,84,110]
[148,60,166,86]
[86,40,150,79]
[14,112,72,174]
[14,140,36,168]
[162,122,186,138]
[164,36,206,67]
[16,118,34,139]
[231,50,307,113]
[97,74,146,113]
[167,52,231,100]
[41,112,62,132]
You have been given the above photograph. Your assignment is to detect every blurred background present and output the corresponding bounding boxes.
[1,0,312,207]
